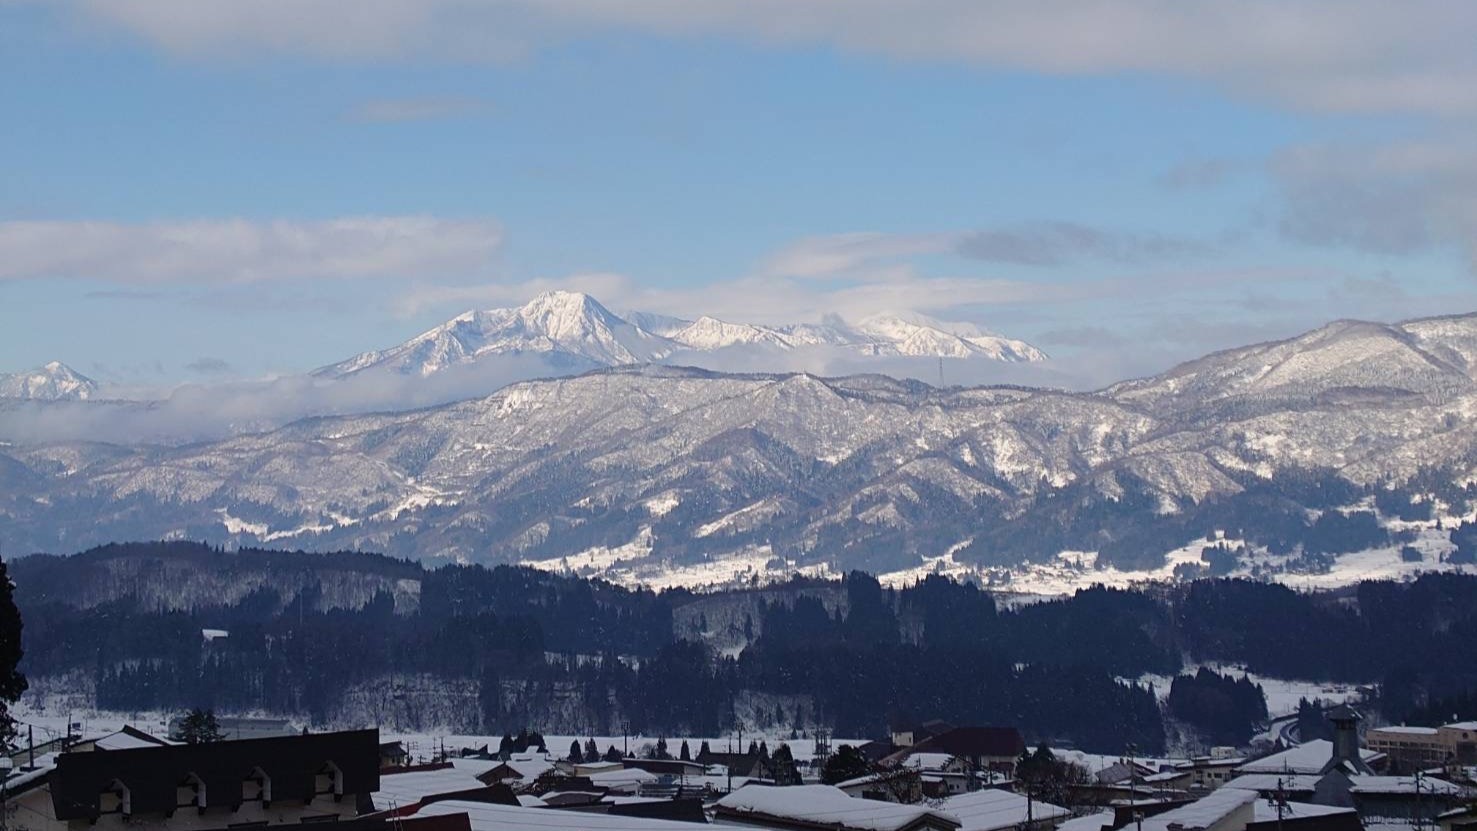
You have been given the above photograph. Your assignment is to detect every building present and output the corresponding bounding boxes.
[936,787,1070,831]
[883,728,1026,776]
[410,799,714,831]
[1237,741,1383,777]
[29,728,380,830]
[715,783,962,831]
[1368,720,1477,772]
[1139,787,1259,831]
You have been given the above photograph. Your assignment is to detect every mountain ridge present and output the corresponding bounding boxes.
[5,311,1477,593]
[315,290,1048,379]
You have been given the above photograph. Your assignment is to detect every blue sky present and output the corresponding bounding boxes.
[5,1,1477,388]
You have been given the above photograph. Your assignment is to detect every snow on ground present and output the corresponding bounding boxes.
[521,528,656,575]
[1127,663,1364,718]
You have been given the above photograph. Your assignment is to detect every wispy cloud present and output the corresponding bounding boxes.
[49,1,1477,117]
[0,216,502,284]
[955,222,1212,266]
[184,356,233,375]
[347,96,492,123]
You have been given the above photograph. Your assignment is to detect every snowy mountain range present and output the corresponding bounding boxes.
[0,361,97,401]
[315,291,1046,378]
[6,312,1477,592]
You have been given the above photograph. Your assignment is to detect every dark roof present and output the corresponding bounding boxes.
[911,727,1025,759]
[607,797,709,823]
[52,729,379,820]
[1326,704,1363,723]
[620,757,706,775]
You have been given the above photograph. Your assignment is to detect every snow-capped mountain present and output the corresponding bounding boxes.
[7,312,1477,592]
[317,291,1047,378]
[318,291,672,378]
[0,361,97,401]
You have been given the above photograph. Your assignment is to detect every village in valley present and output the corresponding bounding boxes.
[2,703,1474,831]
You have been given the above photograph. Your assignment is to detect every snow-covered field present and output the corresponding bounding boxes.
[1127,664,1365,718]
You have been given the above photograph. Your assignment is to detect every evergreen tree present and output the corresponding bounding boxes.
[569,740,584,762]
[0,558,26,746]
[604,745,622,762]
[585,738,599,759]
[176,708,223,744]
[699,740,711,758]
[821,744,870,784]
[679,740,691,761]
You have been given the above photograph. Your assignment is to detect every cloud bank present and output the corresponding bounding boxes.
[0,216,502,284]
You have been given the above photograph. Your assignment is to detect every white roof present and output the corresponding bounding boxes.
[94,728,172,750]
[1348,775,1465,795]
[372,767,487,810]
[1221,774,1322,792]
[1446,722,1477,731]
[1056,811,1113,831]
[588,768,658,792]
[1371,726,1439,735]
[904,752,958,771]
[412,800,714,831]
[1140,787,1257,831]
[938,788,1070,831]
[718,784,961,831]
[1252,800,1354,822]
[517,794,548,807]
[1237,741,1379,775]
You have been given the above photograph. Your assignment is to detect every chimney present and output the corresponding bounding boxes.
[1323,704,1373,774]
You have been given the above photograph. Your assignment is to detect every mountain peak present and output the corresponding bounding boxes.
[0,360,98,401]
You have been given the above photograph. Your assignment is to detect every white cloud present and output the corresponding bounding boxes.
[0,216,502,283]
[54,0,1477,116]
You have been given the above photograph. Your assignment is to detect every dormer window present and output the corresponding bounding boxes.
[314,761,343,801]
[100,778,131,817]
[243,766,273,805]
[177,771,207,811]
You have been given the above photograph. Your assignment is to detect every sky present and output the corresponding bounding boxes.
[6,1,1477,391]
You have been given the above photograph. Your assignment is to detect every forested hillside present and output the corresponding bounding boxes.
[13,543,1477,752]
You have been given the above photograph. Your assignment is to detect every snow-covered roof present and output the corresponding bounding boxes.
[517,794,548,808]
[938,788,1070,831]
[717,784,962,831]
[904,752,958,771]
[93,727,173,751]
[1140,787,1257,831]
[1446,721,1477,731]
[1057,811,1114,831]
[1237,741,1379,775]
[1221,774,1322,792]
[412,799,714,831]
[372,766,488,811]
[1347,775,1465,795]
[1371,726,1438,735]
[1252,801,1354,822]
[588,768,658,792]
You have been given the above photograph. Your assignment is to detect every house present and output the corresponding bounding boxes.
[1313,772,1469,825]
[409,799,714,831]
[884,728,1026,776]
[1237,741,1383,777]
[1139,787,1258,831]
[936,786,1070,831]
[892,720,956,749]
[1179,756,1246,793]
[696,750,776,780]
[714,784,962,831]
[380,741,410,769]
[372,764,490,814]
[38,728,379,829]
[1219,774,1321,801]
[1245,798,1362,831]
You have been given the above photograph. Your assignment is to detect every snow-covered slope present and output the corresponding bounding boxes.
[0,361,98,401]
[7,311,1477,592]
[318,291,672,377]
[317,291,1047,378]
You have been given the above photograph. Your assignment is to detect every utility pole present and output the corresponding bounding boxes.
[1127,743,1143,831]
